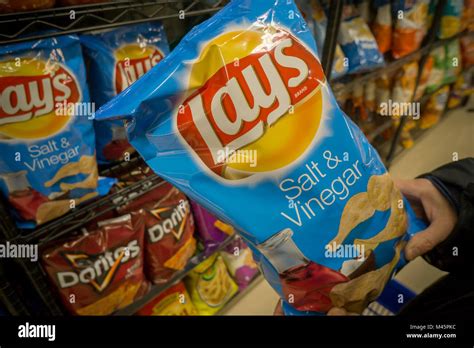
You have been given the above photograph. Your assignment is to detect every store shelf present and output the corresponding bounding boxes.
[332,30,474,98]
[114,233,238,315]
[0,0,226,44]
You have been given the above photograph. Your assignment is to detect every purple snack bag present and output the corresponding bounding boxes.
[190,201,231,254]
[220,236,259,291]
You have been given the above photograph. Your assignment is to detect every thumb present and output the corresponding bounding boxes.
[405,223,449,260]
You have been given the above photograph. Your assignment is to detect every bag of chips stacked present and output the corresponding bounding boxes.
[0,35,104,227]
[80,23,170,164]
[42,212,149,315]
[185,253,238,315]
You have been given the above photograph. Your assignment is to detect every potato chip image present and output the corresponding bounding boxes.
[328,192,375,248]
[367,173,394,211]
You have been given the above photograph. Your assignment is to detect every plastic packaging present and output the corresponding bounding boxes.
[439,0,464,39]
[372,0,392,54]
[42,213,148,315]
[392,0,430,58]
[338,4,385,73]
[96,0,425,315]
[136,282,198,315]
[185,253,238,315]
[80,23,170,164]
[0,35,103,227]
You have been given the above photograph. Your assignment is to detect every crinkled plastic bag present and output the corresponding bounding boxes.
[96,0,426,315]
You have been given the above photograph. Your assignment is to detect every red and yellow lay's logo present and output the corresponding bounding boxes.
[0,59,80,139]
[114,44,164,94]
[177,28,325,180]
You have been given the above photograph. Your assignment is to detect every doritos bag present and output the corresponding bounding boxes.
[118,183,196,284]
[0,35,103,227]
[96,0,425,315]
[137,281,198,316]
[185,253,238,315]
[338,3,385,73]
[42,213,148,315]
[80,22,170,164]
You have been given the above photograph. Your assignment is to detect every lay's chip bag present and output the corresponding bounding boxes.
[96,0,426,315]
[80,22,170,164]
[0,35,102,227]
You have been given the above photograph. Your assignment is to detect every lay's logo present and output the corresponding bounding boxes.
[177,29,325,179]
[0,60,81,127]
[114,45,164,94]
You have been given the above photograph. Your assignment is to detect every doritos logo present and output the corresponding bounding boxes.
[56,239,140,292]
[147,200,190,243]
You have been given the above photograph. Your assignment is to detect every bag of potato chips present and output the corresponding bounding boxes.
[42,212,149,315]
[0,35,104,227]
[80,22,169,164]
[185,253,238,315]
[96,0,426,315]
[137,281,198,316]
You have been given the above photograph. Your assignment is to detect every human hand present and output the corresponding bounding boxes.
[394,178,457,261]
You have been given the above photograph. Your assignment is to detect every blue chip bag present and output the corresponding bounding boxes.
[338,4,385,73]
[96,0,425,315]
[0,35,102,227]
[80,22,170,164]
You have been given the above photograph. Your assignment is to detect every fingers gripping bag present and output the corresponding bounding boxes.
[96,0,426,315]
[0,35,104,228]
[80,22,170,164]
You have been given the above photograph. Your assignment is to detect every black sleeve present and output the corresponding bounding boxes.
[418,158,474,274]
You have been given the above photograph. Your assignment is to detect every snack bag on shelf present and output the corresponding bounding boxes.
[447,70,473,108]
[338,4,385,73]
[185,253,238,315]
[391,61,419,116]
[304,0,348,78]
[392,0,430,59]
[96,0,426,315]
[462,0,474,31]
[136,282,198,316]
[426,45,446,93]
[191,201,234,254]
[118,182,197,284]
[42,213,149,315]
[80,22,170,164]
[376,73,392,114]
[0,35,104,227]
[439,0,464,39]
[460,36,474,68]
[220,235,259,291]
[420,85,450,129]
[351,84,368,121]
[414,55,434,100]
[443,39,462,84]
[364,79,377,113]
[372,0,392,54]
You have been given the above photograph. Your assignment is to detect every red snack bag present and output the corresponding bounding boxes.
[42,212,148,315]
[119,183,196,284]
